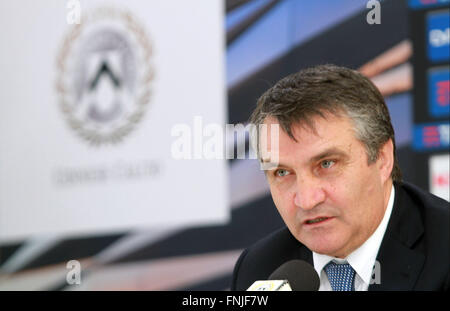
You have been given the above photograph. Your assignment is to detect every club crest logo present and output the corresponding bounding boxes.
[56,7,154,145]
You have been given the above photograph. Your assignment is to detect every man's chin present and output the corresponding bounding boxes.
[300,235,347,258]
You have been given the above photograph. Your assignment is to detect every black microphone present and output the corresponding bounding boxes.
[247,260,320,291]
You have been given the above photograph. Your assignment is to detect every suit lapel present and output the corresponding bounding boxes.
[369,182,425,291]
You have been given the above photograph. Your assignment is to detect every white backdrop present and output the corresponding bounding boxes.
[0,0,228,242]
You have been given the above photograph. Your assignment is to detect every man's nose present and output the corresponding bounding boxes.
[293,175,326,211]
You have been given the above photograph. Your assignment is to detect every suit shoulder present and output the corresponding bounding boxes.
[400,181,449,220]
[241,227,299,256]
[399,181,449,288]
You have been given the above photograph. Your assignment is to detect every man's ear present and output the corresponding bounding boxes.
[377,139,394,183]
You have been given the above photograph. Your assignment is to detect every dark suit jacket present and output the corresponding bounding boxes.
[231,182,449,291]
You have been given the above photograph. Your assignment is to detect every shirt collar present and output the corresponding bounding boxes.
[313,185,395,285]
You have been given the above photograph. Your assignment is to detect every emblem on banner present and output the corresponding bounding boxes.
[56,7,154,145]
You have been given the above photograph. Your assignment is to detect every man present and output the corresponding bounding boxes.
[231,64,449,291]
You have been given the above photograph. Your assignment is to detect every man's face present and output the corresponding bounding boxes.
[262,114,392,258]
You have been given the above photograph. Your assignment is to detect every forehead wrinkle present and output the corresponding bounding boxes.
[261,113,358,168]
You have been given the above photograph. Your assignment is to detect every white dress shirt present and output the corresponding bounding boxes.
[313,185,395,291]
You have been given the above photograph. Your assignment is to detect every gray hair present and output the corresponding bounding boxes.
[250,64,402,181]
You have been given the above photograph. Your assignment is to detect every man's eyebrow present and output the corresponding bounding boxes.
[309,147,348,163]
[259,158,288,171]
[260,158,273,164]
[260,157,285,166]
[260,147,348,167]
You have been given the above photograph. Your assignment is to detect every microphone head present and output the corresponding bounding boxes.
[268,260,320,291]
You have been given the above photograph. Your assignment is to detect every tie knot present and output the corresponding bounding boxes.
[324,261,356,291]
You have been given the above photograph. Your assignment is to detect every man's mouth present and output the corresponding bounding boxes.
[304,216,333,225]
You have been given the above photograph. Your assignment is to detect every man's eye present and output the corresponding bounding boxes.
[275,169,290,177]
[321,160,335,169]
